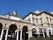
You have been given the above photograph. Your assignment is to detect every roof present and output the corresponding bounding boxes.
[23,11,53,19]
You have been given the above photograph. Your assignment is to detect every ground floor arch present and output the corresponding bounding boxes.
[32,28,38,37]
[7,24,17,40]
[22,26,28,40]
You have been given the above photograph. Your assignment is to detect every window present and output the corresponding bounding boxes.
[28,18,30,21]
[40,18,42,23]
[46,17,48,22]
[47,23,50,27]
[40,29,43,33]
[51,24,53,27]
[36,19,38,23]
[32,18,35,23]
[32,28,38,37]
[41,24,43,27]
[50,18,51,21]
[32,28,36,33]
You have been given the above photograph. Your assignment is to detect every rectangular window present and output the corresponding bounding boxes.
[48,23,51,27]
[41,24,43,27]
[28,18,30,21]
[50,18,51,21]
[39,28,43,33]
[51,24,53,27]
[32,18,35,23]
[40,18,42,24]
[46,17,48,21]
[36,19,38,23]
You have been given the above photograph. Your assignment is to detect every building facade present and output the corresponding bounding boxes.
[0,10,53,40]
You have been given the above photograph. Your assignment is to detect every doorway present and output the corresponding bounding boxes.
[22,26,28,40]
[7,24,17,40]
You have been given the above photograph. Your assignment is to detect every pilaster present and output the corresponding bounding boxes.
[28,29,32,40]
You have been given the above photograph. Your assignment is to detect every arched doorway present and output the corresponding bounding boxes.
[22,26,28,40]
[8,24,17,40]
[32,28,38,37]
[0,23,3,35]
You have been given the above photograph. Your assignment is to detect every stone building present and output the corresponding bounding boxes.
[0,10,53,40]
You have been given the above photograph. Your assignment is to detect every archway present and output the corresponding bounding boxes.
[22,26,28,40]
[8,24,17,40]
[0,23,3,35]
[32,28,38,37]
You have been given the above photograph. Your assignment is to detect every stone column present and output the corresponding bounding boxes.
[15,30,19,40]
[5,29,8,40]
[20,30,22,40]
[28,29,32,40]
[0,29,4,40]
[42,29,45,38]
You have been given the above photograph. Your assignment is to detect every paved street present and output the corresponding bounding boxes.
[30,37,53,40]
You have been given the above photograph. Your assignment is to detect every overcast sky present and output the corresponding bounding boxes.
[0,0,53,17]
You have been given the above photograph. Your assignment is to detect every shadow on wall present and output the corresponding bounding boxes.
[30,36,53,40]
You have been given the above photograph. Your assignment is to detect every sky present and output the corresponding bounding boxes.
[0,0,53,17]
